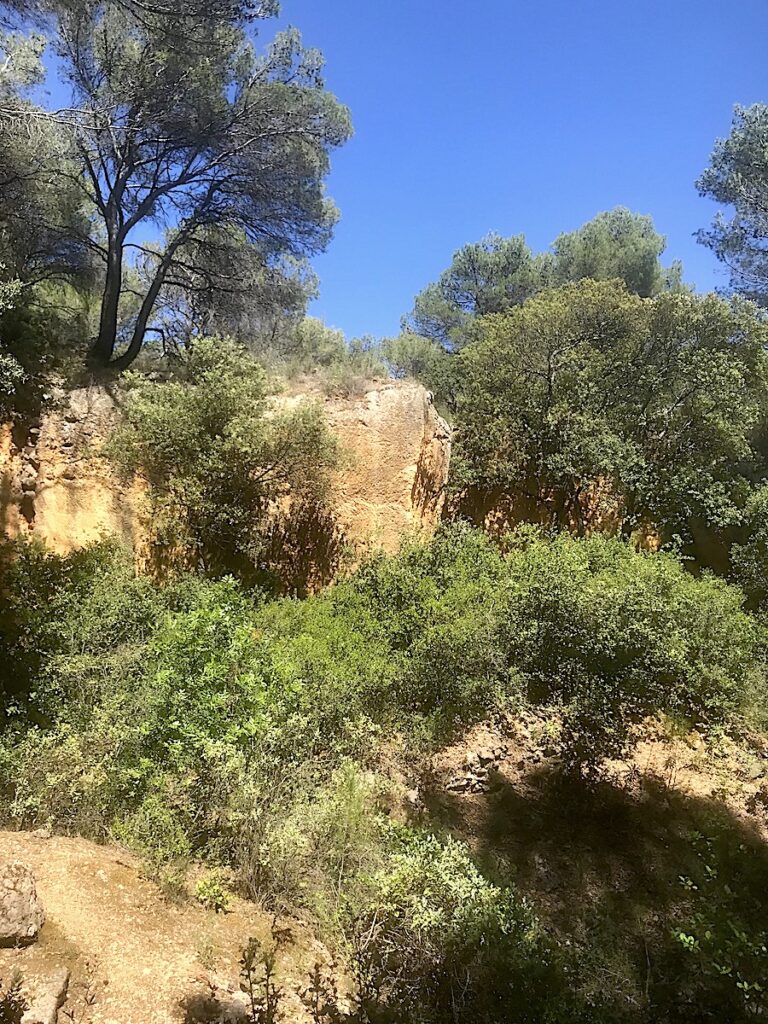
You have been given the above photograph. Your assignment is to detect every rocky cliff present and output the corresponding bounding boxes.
[0,379,451,559]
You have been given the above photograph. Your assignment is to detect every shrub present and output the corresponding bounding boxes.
[234,762,389,919]
[501,530,760,771]
[195,870,232,913]
[347,829,575,1023]
[107,336,339,583]
[671,827,768,1019]
[381,333,448,389]
[2,527,761,856]
[731,484,768,609]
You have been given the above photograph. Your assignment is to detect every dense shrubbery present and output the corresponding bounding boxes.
[1,525,761,852]
[448,281,768,545]
[348,829,585,1024]
[672,826,768,1018]
[0,526,764,1021]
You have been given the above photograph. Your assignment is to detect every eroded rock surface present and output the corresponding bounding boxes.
[0,379,451,560]
[0,863,45,948]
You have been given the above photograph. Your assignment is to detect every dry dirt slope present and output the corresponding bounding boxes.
[0,830,335,1024]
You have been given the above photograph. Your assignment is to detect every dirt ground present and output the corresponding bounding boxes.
[0,831,329,1024]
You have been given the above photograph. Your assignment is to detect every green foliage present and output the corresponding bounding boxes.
[698,103,768,306]
[552,207,684,298]
[108,337,339,581]
[236,763,389,919]
[451,280,768,543]
[57,3,351,367]
[500,530,759,770]
[402,209,683,355]
[348,829,576,1024]
[673,828,768,1019]
[0,275,25,414]
[0,527,764,1021]
[731,484,768,608]
[2,525,757,867]
[380,333,448,391]
[195,871,232,913]
[403,233,549,349]
[240,930,284,1024]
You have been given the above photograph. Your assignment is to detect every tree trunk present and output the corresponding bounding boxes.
[90,239,123,367]
[110,237,183,371]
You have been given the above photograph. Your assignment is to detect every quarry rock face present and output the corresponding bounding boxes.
[0,862,45,947]
[0,378,451,560]
[0,383,140,553]
[322,381,451,552]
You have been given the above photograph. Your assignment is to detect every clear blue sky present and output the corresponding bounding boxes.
[268,0,768,339]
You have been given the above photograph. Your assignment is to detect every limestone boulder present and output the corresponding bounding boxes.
[0,862,45,947]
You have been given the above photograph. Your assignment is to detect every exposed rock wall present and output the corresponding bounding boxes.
[323,382,451,553]
[0,379,451,558]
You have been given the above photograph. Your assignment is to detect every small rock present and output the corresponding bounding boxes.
[446,777,471,793]
[747,783,768,815]
[476,750,496,766]
[0,863,46,947]
[22,968,70,1024]
[746,764,765,782]
[31,828,52,841]
[687,731,705,751]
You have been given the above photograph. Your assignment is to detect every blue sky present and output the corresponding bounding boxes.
[267,0,768,339]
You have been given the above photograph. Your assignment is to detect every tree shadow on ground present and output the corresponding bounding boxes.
[423,765,768,1023]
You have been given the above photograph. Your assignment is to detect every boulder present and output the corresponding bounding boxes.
[21,969,70,1024]
[0,863,45,947]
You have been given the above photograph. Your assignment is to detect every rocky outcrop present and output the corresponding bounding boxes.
[0,379,451,559]
[0,385,139,553]
[0,863,45,948]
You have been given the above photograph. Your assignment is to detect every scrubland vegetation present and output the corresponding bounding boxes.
[2,1,768,1021]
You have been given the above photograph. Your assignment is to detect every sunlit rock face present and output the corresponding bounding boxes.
[0,379,452,566]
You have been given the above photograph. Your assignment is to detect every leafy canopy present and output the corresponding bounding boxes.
[402,208,684,352]
[109,337,339,580]
[451,280,768,542]
[698,103,768,306]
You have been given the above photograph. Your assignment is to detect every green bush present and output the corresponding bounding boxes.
[234,762,389,919]
[731,484,768,609]
[348,829,581,1024]
[195,870,232,913]
[381,332,448,390]
[671,827,768,1019]
[500,530,760,771]
[107,336,339,583]
[1,527,761,861]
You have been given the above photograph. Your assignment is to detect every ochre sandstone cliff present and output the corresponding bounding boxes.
[0,379,451,558]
